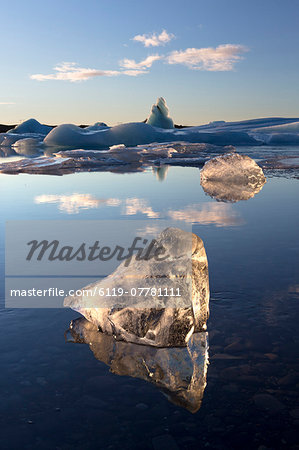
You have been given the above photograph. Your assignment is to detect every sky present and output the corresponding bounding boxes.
[0,0,298,126]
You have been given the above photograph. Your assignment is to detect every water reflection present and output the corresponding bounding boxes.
[200,177,266,202]
[65,317,209,413]
[33,193,242,226]
[168,203,243,226]
[35,194,121,214]
[152,165,169,181]
[0,147,16,158]
[124,198,160,218]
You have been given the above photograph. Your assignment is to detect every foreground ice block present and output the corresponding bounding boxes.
[66,317,209,413]
[200,152,266,202]
[146,97,174,129]
[64,227,209,347]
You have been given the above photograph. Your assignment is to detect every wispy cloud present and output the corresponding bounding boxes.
[167,44,248,71]
[30,62,148,81]
[133,30,175,47]
[30,62,120,82]
[122,69,148,76]
[31,43,248,82]
[0,102,15,105]
[120,54,162,70]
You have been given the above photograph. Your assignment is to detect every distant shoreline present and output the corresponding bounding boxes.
[0,123,189,133]
[0,124,16,133]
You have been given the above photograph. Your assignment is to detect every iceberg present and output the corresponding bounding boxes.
[65,317,209,413]
[44,122,158,148]
[1,99,298,149]
[195,116,299,132]
[267,133,299,145]
[146,97,174,129]
[0,154,133,175]
[43,121,258,148]
[252,121,299,134]
[0,119,51,148]
[64,227,210,347]
[200,153,266,202]
[8,118,53,135]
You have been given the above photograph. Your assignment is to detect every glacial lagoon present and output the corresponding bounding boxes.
[0,144,298,449]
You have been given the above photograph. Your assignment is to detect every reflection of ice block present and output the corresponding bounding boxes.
[12,138,42,156]
[146,97,174,129]
[200,152,266,202]
[64,227,209,347]
[66,317,209,413]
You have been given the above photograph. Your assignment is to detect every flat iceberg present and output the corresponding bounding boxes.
[200,152,266,202]
[66,317,208,413]
[43,121,259,148]
[64,227,210,347]
[0,142,230,175]
[252,121,299,134]
[146,97,174,129]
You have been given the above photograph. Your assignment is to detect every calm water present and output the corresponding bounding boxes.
[0,147,298,449]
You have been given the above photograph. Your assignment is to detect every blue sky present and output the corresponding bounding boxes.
[1,0,298,125]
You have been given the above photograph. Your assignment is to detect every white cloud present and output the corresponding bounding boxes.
[122,69,149,76]
[120,54,162,70]
[0,102,15,105]
[30,43,248,83]
[167,44,248,71]
[30,62,121,82]
[133,30,174,47]
[30,62,149,82]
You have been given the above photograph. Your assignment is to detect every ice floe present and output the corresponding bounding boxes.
[0,141,297,179]
[200,153,266,202]
[0,142,230,175]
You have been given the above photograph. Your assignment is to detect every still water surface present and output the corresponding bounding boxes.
[0,149,298,449]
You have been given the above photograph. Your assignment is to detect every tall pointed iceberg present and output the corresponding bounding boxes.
[146,97,174,129]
